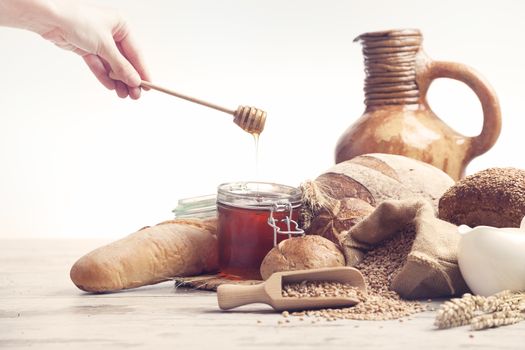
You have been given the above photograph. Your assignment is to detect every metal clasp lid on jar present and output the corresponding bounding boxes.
[267,200,304,246]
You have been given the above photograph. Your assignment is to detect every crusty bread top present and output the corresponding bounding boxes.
[322,153,454,209]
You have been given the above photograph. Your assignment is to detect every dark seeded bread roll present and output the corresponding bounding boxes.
[438,168,525,228]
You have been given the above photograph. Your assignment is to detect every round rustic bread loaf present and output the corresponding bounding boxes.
[300,153,455,245]
[259,235,345,280]
[439,167,525,228]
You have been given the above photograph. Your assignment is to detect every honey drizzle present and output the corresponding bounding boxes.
[253,133,260,181]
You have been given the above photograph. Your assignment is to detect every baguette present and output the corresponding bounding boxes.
[70,218,218,293]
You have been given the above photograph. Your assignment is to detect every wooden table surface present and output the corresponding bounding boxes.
[1,239,523,349]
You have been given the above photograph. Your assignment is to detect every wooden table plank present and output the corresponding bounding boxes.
[0,239,523,349]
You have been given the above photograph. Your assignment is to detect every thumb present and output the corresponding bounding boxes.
[99,38,141,87]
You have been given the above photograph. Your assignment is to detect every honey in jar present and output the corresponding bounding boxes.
[217,182,302,280]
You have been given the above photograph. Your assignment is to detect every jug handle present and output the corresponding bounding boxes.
[420,61,502,158]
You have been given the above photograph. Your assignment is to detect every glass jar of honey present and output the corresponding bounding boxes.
[217,182,303,280]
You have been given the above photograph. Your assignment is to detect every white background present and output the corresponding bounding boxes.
[0,0,524,239]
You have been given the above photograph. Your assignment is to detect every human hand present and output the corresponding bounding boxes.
[0,0,150,99]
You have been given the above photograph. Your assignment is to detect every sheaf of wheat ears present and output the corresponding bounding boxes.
[434,291,525,330]
[470,309,525,331]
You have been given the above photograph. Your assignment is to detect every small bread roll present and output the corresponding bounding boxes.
[439,167,525,228]
[259,235,345,280]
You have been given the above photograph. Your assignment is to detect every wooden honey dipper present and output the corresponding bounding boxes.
[141,81,267,135]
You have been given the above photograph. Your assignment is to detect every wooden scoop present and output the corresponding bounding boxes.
[141,80,267,135]
[217,267,366,311]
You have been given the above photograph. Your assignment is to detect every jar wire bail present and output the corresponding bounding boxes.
[267,201,305,246]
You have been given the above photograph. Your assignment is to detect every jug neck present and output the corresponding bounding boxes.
[355,29,422,108]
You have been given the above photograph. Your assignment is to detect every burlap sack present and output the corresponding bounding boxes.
[341,199,469,299]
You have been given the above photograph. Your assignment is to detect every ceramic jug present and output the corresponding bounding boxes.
[334,29,502,180]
